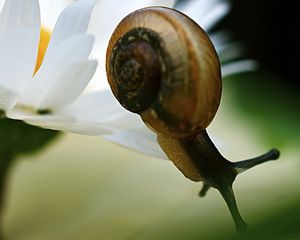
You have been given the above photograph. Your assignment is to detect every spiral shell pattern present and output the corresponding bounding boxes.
[106,7,222,138]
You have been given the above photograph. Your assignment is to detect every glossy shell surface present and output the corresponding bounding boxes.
[106,7,222,138]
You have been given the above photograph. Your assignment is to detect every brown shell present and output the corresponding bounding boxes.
[106,7,222,139]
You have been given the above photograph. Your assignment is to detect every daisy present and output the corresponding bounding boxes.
[0,0,109,135]
[0,0,255,159]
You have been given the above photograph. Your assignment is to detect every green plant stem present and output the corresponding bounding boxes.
[0,154,15,240]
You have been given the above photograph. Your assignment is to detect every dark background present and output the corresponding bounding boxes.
[219,0,298,88]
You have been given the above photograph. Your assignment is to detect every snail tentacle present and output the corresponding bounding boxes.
[199,182,210,197]
[234,149,280,173]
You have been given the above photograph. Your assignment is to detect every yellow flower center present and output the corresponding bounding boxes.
[34,27,51,74]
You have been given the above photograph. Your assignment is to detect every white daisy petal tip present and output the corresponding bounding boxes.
[47,0,97,50]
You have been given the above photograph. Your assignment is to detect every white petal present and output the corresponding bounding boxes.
[20,34,94,108]
[0,0,40,29]
[46,0,96,54]
[103,126,224,160]
[103,128,167,159]
[199,2,230,31]
[7,108,72,122]
[61,89,166,158]
[0,29,39,93]
[153,0,175,6]
[39,0,69,29]
[63,90,143,130]
[89,0,174,45]
[7,108,111,135]
[0,87,18,112]
[221,60,258,77]
[177,0,230,31]
[26,116,111,135]
[213,36,255,71]
[176,0,216,19]
[0,0,40,110]
[85,62,110,92]
[209,31,231,53]
[218,43,246,63]
[40,60,97,110]
[43,33,94,67]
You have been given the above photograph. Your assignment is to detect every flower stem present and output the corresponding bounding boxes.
[0,154,15,240]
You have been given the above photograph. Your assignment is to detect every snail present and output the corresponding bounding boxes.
[105,7,280,232]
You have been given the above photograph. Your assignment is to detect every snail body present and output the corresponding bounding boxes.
[106,7,280,232]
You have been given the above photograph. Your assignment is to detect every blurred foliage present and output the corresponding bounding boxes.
[219,0,300,83]
[215,0,299,146]
[226,71,300,147]
[220,0,298,88]
[130,197,300,240]
[227,199,300,240]
[0,118,59,160]
[0,118,60,184]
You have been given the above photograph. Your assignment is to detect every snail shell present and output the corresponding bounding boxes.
[106,7,222,139]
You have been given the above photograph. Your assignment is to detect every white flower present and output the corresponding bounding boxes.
[0,0,111,134]
[0,0,40,113]
[0,0,255,159]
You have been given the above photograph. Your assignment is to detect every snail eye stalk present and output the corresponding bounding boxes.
[106,7,280,232]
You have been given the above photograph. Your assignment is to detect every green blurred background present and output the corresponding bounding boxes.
[1,0,299,239]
